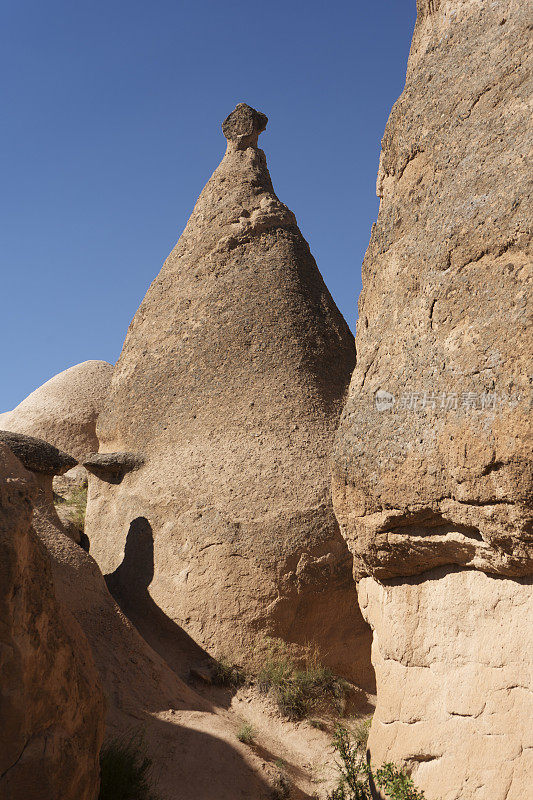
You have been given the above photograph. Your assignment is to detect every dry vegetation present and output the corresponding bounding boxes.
[54,483,88,530]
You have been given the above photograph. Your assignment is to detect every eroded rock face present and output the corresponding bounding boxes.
[0,430,77,475]
[18,439,281,799]
[332,1,532,797]
[86,104,374,687]
[0,442,104,800]
[2,360,113,461]
[333,0,532,581]
[359,570,533,800]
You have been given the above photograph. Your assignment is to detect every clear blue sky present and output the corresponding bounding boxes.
[0,0,416,412]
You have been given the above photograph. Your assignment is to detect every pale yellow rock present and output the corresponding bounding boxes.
[359,570,532,800]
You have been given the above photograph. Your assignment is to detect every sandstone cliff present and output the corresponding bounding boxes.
[332,1,532,798]
[85,103,373,687]
[0,441,105,800]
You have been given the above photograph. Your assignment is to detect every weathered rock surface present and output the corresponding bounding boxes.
[333,0,532,581]
[0,430,77,475]
[359,570,532,800]
[1,360,113,461]
[0,442,104,800]
[32,475,297,799]
[332,1,532,797]
[86,103,373,687]
[83,451,144,483]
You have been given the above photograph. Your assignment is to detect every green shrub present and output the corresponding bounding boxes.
[55,484,88,530]
[237,723,256,745]
[374,763,427,800]
[328,725,367,800]
[327,725,428,800]
[99,736,159,800]
[256,638,347,720]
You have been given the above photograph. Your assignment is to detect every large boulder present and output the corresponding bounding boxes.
[2,360,113,461]
[332,1,532,797]
[0,442,105,800]
[86,103,373,687]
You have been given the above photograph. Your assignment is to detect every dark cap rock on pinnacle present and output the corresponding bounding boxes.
[222,103,268,148]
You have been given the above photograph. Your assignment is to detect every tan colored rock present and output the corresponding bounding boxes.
[2,360,113,461]
[0,442,104,800]
[331,1,532,797]
[86,103,373,687]
[359,570,532,800]
[32,469,302,799]
[333,0,532,580]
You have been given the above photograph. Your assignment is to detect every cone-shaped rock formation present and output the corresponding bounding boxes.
[86,104,373,686]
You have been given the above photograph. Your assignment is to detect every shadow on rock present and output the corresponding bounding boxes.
[105,517,213,682]
[143,714,277,800]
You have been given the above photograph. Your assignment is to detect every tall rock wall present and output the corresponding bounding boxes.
[359,570,532,800]
[0,442,105,800]
[332,1,532,797]
[85,104,373,687]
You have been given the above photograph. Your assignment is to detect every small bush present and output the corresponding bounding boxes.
[271,769,292,799]
[211,658,245,688]
[374,763,427,800]
[55,484,88,530]
[237,723,256,745]
[99,736,159,800]
[256,638,347,720]
[327,725,428,800]
[328,725,367,800]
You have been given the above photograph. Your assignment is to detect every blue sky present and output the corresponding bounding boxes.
[0,0,416,412]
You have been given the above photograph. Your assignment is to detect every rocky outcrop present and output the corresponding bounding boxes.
[0,430,84,547]
[332,1,532,797]
[1,360,113,461]
[86,103,373,688]
[30,459,297,799]
[0,442,105,800]
[359,570,532,800]
[0,430,77,475]
[83,451,144,483]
